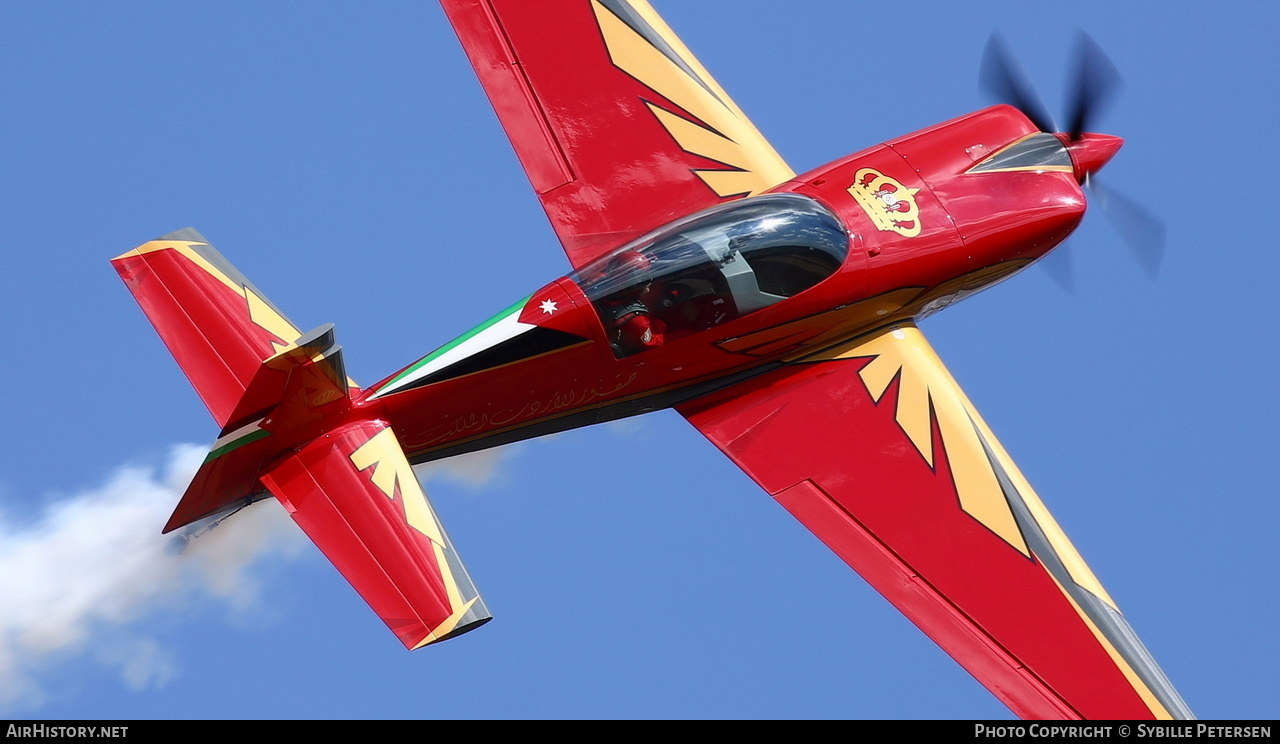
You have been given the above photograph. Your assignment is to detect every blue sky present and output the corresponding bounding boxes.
[1,0,1275,720]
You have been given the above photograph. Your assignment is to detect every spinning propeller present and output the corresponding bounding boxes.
[981,32,1164,286]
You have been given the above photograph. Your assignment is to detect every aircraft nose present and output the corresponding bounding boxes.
[1065,132,1123,183]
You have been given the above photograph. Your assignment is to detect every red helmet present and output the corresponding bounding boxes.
[608,249,651,276]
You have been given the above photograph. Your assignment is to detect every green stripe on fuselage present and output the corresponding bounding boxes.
[374,294,533,394]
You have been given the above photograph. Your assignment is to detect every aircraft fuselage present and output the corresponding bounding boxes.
[363,105,1096,464]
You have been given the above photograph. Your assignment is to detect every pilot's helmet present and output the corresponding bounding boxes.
[608,249,652,279]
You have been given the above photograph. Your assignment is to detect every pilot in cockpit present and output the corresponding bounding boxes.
[596,249,665,357]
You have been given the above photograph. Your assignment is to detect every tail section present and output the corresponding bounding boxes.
[115,229,492,647]
[112,228,306,429]
[162,324,352,532]
[260,420,492,648]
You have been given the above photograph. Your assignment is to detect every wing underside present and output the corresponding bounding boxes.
[677,324,1192,720]
[440,0,794,269]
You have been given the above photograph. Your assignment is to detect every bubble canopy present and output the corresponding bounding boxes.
[572,194,850,354]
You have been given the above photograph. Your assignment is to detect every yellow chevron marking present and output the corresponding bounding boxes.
[825,323,1126,612]
[122,240,301,354]
[1045,571,1172,719]
[593,0,793,197]
[350,428,445,546]
[245,289,299,353]
[826,326,1029,556]
[349,428,469,634]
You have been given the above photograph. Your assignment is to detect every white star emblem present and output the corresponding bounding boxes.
[539,299,558,314]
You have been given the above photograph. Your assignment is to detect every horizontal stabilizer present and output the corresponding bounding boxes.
[260,420,492,648]
[112,229,306,429]
[165,419,275,533]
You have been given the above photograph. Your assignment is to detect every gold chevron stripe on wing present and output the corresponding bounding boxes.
[684,322,1194,717]
[828,325,1190,717]
[593,0,794,197]
[820,326,1030,556]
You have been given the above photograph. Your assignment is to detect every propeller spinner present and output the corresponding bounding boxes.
[981,31,1163,278]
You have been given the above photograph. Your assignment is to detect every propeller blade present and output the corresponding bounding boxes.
[981,34,1056,133]
[1065,32,1122,140]
[977,32,1156,286]
[1088,178,1165,277]
[1039,243,1076,293]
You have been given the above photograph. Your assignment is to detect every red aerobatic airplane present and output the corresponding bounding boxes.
[112,0,1192,720]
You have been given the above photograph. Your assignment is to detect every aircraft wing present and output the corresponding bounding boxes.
[440,0,794,269]
[677,324,1193,720]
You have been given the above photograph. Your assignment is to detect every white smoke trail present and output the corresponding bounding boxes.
[0,441,518,710]
[0,444,305,709]
[415,444,518,490]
